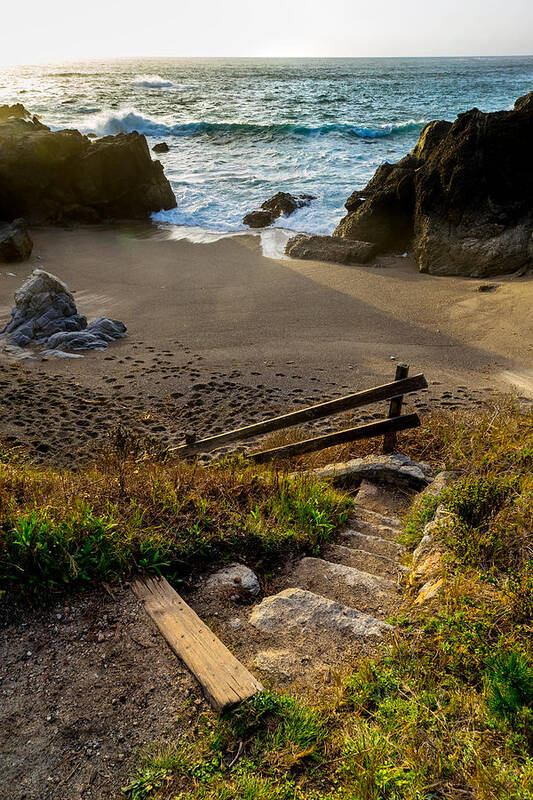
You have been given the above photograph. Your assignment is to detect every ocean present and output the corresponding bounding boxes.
[1,57,532,239]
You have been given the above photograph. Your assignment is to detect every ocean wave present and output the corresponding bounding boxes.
[83,108,426,140]
[133,74,188,89]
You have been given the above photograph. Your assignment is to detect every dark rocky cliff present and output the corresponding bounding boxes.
[334,92,533,276]
[0,105,177,224]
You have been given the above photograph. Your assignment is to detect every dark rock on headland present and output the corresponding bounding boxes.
[0,104,177,224]
[0,218,33,262]
[243,192,315,228]
[1,269,126,353]
[334,93,533,276]
[152,141,169,153]
[285,234,377,265]
[0,104,33,124]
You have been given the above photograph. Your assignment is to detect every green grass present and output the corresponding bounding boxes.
[0,438,351,600]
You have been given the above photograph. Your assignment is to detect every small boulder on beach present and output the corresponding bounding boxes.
[243,191,316,228]
[0,218,33,262]
[1,269,126,353]
[285,234,377,265]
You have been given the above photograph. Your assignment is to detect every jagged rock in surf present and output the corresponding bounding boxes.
[1,269,126,353]
[243,191,316,228]
[0,106,176,224]
[243,209,277,228]
[152,141,169,153]
[0,218,33,262]
[0,104,33,124]
[334,92,533,277]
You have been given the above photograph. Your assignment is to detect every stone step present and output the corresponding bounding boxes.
[323,543,408,581]
[249,588,391,640]
[353,506,401,529]
[347,517,399,541]
[286,557,398,616]
[355,479,411,515]
[339,529,405,560]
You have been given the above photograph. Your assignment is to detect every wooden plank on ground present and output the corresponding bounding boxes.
[131,576,264,712]
[251,413,421,463]
[170,374,427,457]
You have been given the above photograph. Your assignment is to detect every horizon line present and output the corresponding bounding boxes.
[1,52,533,67]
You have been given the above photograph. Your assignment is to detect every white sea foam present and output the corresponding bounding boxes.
[133,74,175,89]
[132,74,191,90]
[79,108,427,141]
[80,108,173,137]
[153,223,292,260]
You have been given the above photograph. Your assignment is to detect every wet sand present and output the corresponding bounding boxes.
[1,225,532,465]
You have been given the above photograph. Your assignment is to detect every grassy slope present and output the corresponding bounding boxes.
[120,401,533,800]
[0,429,351,600]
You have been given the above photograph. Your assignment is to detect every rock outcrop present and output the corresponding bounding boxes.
[0,218,33,262]
[285,234,377,265]
[0,105,176,224]
[1,269,126,353]
[306,453,433,491]
[334,92,533,276]
[152,142,169,153]
[243,192,315,228]
[0,104,33,124]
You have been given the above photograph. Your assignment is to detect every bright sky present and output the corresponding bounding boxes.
[2,0,532,64]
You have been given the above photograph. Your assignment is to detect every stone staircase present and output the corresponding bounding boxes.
[190,479,414,692]
[249,480,407,640]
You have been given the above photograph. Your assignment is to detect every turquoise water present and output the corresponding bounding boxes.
[1,57,532,234]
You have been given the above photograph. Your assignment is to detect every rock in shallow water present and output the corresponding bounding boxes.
[243,209,277,228]
[1,269,126,353]
[243,192,315,228]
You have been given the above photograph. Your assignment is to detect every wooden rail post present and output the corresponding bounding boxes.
[383,363,409,454]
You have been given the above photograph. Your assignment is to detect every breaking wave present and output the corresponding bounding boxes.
[133,74,187,89]
[84,108,427,140]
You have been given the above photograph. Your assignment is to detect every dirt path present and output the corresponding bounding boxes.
[0,589,203,800]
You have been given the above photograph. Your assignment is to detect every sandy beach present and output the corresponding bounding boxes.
[1,225,532,464]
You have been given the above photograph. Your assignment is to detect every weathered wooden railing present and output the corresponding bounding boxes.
[172,364,427,462]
